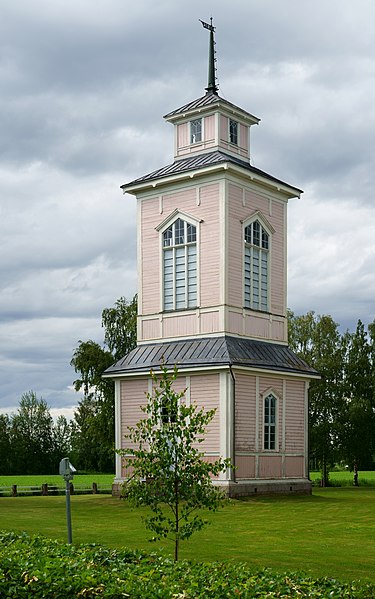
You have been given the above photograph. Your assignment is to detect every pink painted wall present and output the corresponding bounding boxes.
[259,455,282,478]
[199,310,220,334]
[199,184,221,307]
[140,199,161,315]
[190,373,220,454]
[219,114,227,143]
[139,176,287,343]
[235,455,256,478]
[285,456,304,478]
[284,379,305,453]
[120,378,148,478]
[177,122,189,148]
[139,183,221,340]
[204,114,215,141]
[226,182,286,342]
[219,115,249,158]
[119,370,307,483]
[235,373,256,452]
[163,313,197,338]
[227,183,285,312]
[234,372,307,481]
[244,313,269,339]
[240,124,249,151]
[176,115,216,157]
[141,318,160,340]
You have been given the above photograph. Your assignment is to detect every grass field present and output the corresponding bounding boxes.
[310,470,375,487]
[0,474,114,488]
[310,470,375,486]
[1,471,374,488]
[1,487,374,582]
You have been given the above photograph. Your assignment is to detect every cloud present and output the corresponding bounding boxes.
[1,0,375,415]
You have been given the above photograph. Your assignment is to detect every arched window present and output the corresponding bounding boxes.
[163,217,197,311]
[264,393,277,450]
[244,219,269,311]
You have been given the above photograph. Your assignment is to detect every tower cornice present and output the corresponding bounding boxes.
[121,151,302,199]
[163,92,260,127]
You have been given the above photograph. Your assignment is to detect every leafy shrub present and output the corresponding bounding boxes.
[0,531,373,598]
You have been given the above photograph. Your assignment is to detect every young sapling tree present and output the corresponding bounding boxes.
[118,364,232,560]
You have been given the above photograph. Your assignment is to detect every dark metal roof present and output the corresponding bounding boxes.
[103,335,318,378]
[163,92,259,123]
[121,150,303,194]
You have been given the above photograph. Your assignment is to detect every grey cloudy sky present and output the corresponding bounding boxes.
[1,0,375,417]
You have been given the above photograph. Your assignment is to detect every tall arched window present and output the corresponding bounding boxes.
[264,393,277,450]
[244,219,269,311]
[163,217,197,311]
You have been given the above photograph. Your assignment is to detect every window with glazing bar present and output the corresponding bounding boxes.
[190,118,202,143]
[244,219,269,311]
[229,119,238,145]
[264,393,276,450]
[163,218,197,311]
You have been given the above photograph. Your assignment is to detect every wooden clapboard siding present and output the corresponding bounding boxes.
[240,123,249,151]
[199,309,220,334]
[199,184,221,306]
[244,312,269,338]
[227,183,244,307]
[204,114,215,141]
[235,455,256,478]
[120,378,148,478]
[285,379,305,453]
[258,455,282,478]
[140,199,160,314]
[190,373,220,453]
[235,373,256,452]
[258,376,283,451]
[163,312,197,337]
[141,318,160,340]
[285,456,304,478]
[177,122,189,149]
[219,114,227,142]
[270,200,285,315]
[160,187,197,216]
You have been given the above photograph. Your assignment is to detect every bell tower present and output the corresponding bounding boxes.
[105,21,318,497]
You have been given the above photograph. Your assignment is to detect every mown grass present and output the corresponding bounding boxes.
[310,470,375,486]
[0,473,114,488]
[1,487,374,582]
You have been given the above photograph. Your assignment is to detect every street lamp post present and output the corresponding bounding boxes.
[59,457,76,544]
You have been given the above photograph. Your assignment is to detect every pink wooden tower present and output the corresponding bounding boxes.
[105,20,318,497]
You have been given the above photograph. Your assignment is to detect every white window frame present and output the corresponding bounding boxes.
[243,213,273,312]
[229,118,239,145]
[156,210,201,312]
[190,118,203,144]
[263,391,278,451]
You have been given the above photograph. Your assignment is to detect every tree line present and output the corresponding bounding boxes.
[0,296,137,475]
[288,311,375,484]
[1,295,374,480]
[0,391,72,475]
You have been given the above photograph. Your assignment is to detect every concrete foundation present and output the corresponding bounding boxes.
[214,478,312,498]
[112,478,312,498]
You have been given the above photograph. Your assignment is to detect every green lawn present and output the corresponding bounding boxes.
[310,470,375,486]
[1,487,374,582]
[0,474,114,488]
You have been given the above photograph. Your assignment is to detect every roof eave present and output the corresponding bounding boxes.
[121,162,302,199]
[164,102,260,127]
[103,363,319,379]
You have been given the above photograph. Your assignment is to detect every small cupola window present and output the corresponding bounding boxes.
[229,119,238,145]
[190,118,202,144]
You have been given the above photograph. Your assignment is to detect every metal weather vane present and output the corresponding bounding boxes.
[199,17,218,95]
